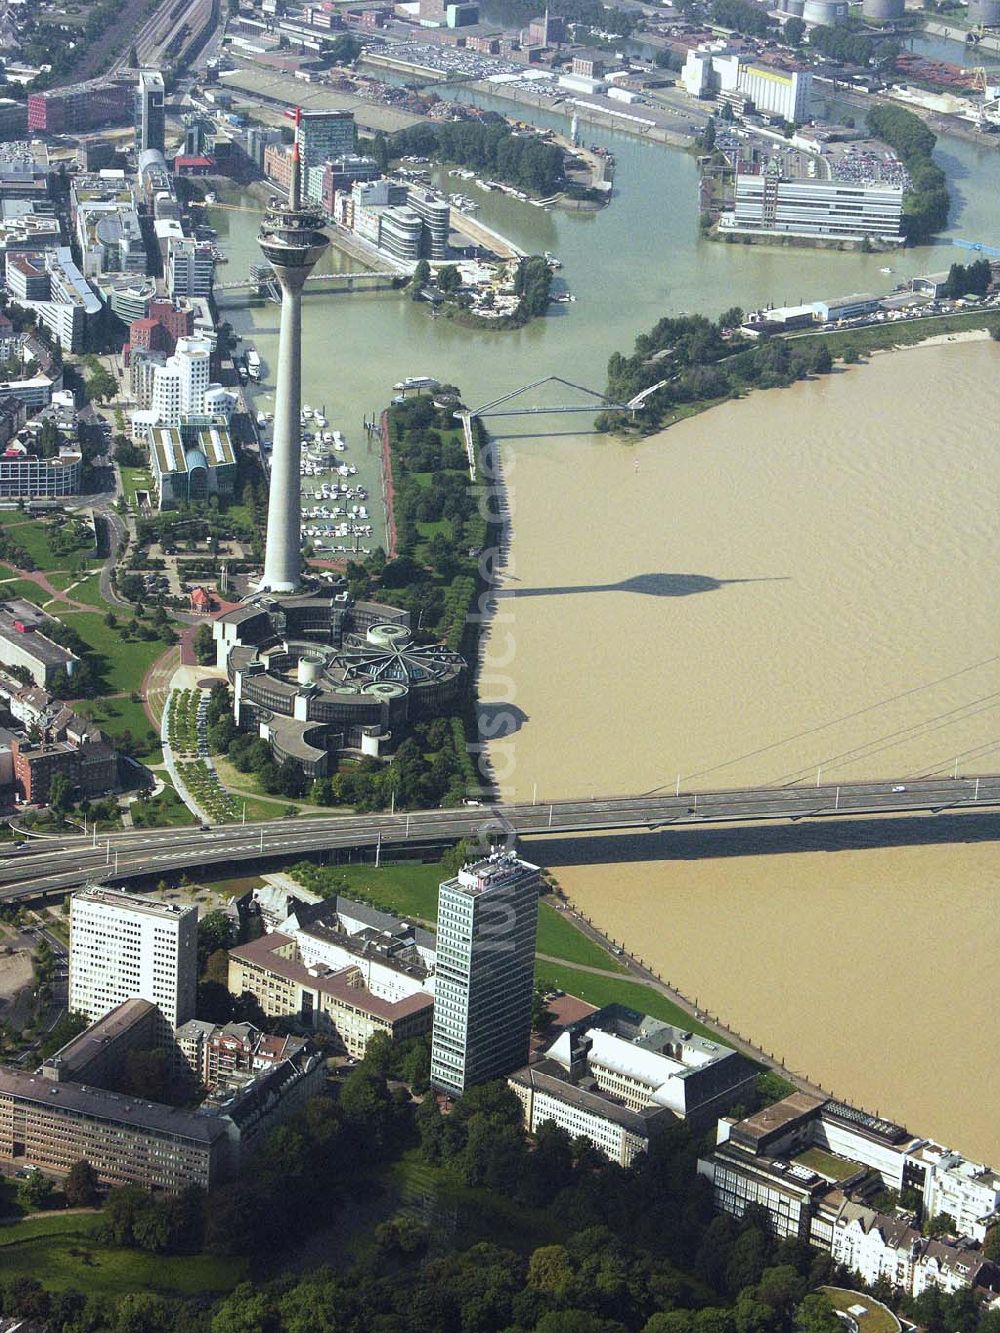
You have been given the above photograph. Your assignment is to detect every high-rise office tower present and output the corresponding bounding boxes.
[69,886,198,1030]
[258,109,329,593]
[135,69,165,155]
[298,110,355,204]
[430,852,541,1096]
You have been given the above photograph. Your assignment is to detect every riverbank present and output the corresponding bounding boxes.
[480,337,1000,1159]
[605,307,1000,437]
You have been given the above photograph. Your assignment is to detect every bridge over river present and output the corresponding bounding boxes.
[4,774,997,904]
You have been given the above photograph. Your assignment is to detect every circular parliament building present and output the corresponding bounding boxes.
[213,594,465,778]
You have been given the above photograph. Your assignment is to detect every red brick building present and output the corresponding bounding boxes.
[124,300,195,367]
[10,734,118,805]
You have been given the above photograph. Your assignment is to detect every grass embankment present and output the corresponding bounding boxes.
[0,514,98,573]
[293,858,638,981]
[0,1212,246,1297]
[793,309,1000,357]
[533,961,726,1042]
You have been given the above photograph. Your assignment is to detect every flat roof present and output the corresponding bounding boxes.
[0,1067,228,1145]
[43,998,158,1078]
[72,885,197,924]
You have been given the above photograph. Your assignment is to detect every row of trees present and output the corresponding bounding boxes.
[866,105,949,243]
[807,24,899,69]
[600,310,834,432]
[943,257,992,298]
[391,118,566,197]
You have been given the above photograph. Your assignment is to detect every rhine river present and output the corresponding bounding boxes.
[213,99,1000,1162]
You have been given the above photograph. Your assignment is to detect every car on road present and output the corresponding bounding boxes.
[892,784,907,792]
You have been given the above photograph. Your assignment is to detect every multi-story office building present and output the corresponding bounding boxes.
[698,1091,1000,1294]
[0,100,28,142]
[0,444,82,497]
[135,69,165,154]
[149,423,237,509]
[228,927,434,1059]
[0,597,78,687]
[69,886,197,1030]
[4,246,101,352]
[27,78,134,135]
[0,1067,228,1191]
[298,110,356,203]
[725,174,904,245]
[131,335,234,438]
[167,236,215,299]
[10,730,117,804]
[430,852,540,1096]
[406,188,450,260]
[510,1005,757,1165]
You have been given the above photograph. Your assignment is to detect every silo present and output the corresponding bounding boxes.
[803,0,847,23]
[862,0,904,18]
[969,0,1000,25]
[785,0,805,16]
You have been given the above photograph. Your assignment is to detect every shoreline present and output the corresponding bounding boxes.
[612,316,1000,441]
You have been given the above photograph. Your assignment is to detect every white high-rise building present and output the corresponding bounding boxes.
[430,852,540,1097]
[69,886,198,1030]
[167,237,215,299]
[132,335,234,439]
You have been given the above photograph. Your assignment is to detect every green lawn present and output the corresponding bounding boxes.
[535,901,628,972]
[335,859,445,921]
[120,468,154,507]
[64,571,107,608]
[795,1147,865,1181]
[130,784,197,828]
[60,614,166,694]
[0,1212,246,1296]
[534,961,728,1042]
[0,518,93,571]
[72,697,159,756]
[820,1288,900,1333]
[0,576,54,604]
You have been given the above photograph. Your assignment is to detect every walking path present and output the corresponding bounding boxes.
[160,689,211,824]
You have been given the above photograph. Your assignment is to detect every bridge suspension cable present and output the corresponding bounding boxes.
[767,690,1000,788]
[645,653,1000,793]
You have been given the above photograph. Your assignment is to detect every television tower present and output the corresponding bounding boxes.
[258,108,329,593]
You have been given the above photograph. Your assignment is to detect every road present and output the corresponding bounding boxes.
[3,775,998,902]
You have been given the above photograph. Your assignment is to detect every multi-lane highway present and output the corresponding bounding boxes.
[4,775,998,903]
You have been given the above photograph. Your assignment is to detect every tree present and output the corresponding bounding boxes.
[17,1167,54,1210]
[784,15,805,44]
[48,770,73,817]
[198,909,235,970]
[194,622,216,665]
[983,1224,1000,1261]
[794,1295,841,1333]
[437,264,462,295]
[64,1158,99,1207]
[411,258,431,298]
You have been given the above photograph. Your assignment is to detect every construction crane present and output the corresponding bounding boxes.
[968,66,1000,132]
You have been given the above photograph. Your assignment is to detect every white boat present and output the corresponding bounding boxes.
[879,266,894,274]
[246,348,261,380]
[403,376,438,389]
[545,252,563,269]
[301,406,313,419]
